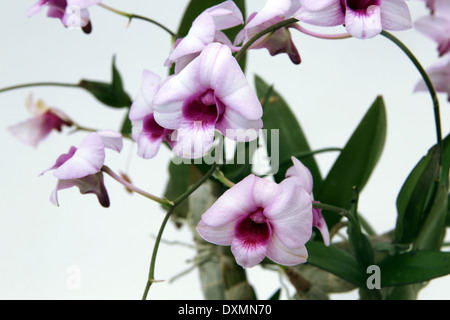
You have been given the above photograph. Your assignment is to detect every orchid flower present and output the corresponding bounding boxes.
[235,0,302,64]
[153,42,263,159]
[285,156,330,246]
[296,0,412,39]
[129,70,175,159]
[40,130,123,207]
[8,94,73,148]
[27,0,102,32]
[164,0,244,73]
[197,173,313,268]
[415,0,450,56]
[415,53,450,102]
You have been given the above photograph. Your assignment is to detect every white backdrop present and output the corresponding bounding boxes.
[0,1,449,300]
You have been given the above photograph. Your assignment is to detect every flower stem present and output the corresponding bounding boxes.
[101,165,173,207]
[98,3,177,38]
[0,82,79,94]
[380,30,443,163]
[313,202,359,228]
[292,24,352,40]
[234,17,299,62]
[142,164,219,300]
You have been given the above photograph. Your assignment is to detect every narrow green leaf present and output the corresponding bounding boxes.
[78,56,132,108]
[254,75,323,193]
[120,109,132,135]
[317,96,387,228]
[395,145,441,243]
[414,183,448,250]
[268,288,281,300]
[305,241,367,288]
[378,250,450,287]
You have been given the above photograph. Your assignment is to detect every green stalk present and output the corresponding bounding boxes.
[142,164,219,300]
[381,30,443,163]
[0,82,79,94]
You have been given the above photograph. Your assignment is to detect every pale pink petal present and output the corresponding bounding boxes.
[171,121,217,159]
[53,132,105,179]
[97,130,123,153]
[27,0,48,17]
[285,156,313,194]
[205,0,244,30]
[313,207,330,246]
[137,132,163,159]
[231,236,268,268]
[246,0,294,30]
[300,0,338,11]
[415,16,450,44]
[295,3,345,27]
[345,5,382,39]
[67,0,101,9]
[129,70,161,121]
[266,234,308,266]
[196,219,235,246]
[379,0,412,31]
[8,116,50,148]
[252,178,282,209]
[264,181,313,248]
[199,174,257,228]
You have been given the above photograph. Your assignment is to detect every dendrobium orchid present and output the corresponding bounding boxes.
[197,173,313,268]
[153,42,263,159]
[415,53,450,102]
[129,70,175,159]
[164,0,244,73]
[40,130,122,207]
[285,156,330,246]
[235,0,302,64]
[8,94,73,148]
[415,0,450,56]
[27,0,102,33]
[296,0,412,39]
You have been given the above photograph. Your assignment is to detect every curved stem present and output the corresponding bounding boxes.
[381,30,443,163]
[313,202,359,228]
[291,24,352,40]
[235,17,299,62]
[142,164,219,300]
[102,165,173,207]
[98,3,177,38]
[0,82,79,94]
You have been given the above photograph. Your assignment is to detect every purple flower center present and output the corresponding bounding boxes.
[341,0,380,12]
[235,209,272,246]
[43,110,71,133]
[182,89,224,126]
[142,113,166,140]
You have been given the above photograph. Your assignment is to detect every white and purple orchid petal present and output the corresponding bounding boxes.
[133,113,169,159]
[345,4,382,39]
[415,16,450,56]
[53,132,105,179]
[252,177,282,209]
[264,181,313,249]
[285,156,314,194]
[379,0,412,31]
[46,0,67,19]
[97,130,123,153]
[231,213,273,268]
[40,146,77,176]
[300,0,338,11]
[50,172,110,207]
[67,0,101,9]
[246,0,294,30]
[266,234,308,266]
[414,56,450,101]
[61,6,90,28]
[295,2,345,27]
[129,70,161,121]
[263,27,301,64]
[199,174,258,228]
[172,121,217,158]
[313,207,330,246]
[196,219,235,246]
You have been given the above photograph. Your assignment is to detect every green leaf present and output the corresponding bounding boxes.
[378,250,450,287]
[78,56,132,108]
[120,109,132,136]
[305,241,367,288]
[395,144,441,243]
[317,96,387,228]
[414,183,448,250]
[254,75,323,193]
[268,288,281,300]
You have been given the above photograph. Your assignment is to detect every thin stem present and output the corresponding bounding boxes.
[213,169,235,188]
[381,30,443,163]
[235,17,299,62]
[98,3,177,38]
[0,82,79,94]
[142,164,219,300]
[313,202,359,228]
[102,165,173,207]
[292,24,352,40]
